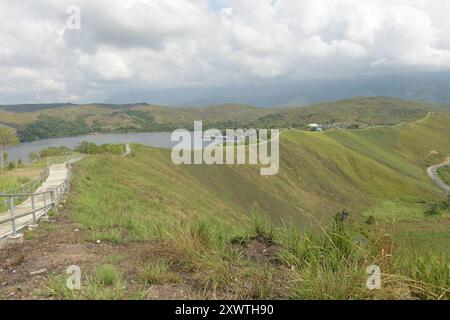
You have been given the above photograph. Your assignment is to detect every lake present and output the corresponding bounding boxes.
[7,132,176,163]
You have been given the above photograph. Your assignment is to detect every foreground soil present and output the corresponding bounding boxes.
[0,209,284,300]
[0,212,192,299]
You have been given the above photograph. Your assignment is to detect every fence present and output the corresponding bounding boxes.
[1,163,50,211]
[0,161,72,238]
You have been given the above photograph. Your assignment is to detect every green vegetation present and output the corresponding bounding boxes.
[0,155,49,194]
[425,199,450,217]
[74,142,125,155]
[42,214,449,300]
[253,97,446,129]
[29,146,71,162]
[2,97,448,142]
[18,114,90,141]
[437,165,450,186]
[0,175,31,193]
[139,260,181,285]
[0,128,19,173]
[2,99,449,300]
[67,113,450,242]
[44,264,135,300]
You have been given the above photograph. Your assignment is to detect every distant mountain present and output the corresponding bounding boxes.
[101,71,450,107]
[1,71,450,109]
[0,103,77,113]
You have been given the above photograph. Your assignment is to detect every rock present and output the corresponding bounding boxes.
[30,268,47,276]
[96,240,101,244]
[74,229,80,232]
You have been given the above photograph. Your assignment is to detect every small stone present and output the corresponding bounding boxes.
[96,240,101,244]
[74,229,80,232]
[30,268,47,276]
[1,282,8,286]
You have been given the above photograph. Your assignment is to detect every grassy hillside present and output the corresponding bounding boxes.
[1,112,448,300]
[68,113,450,240]
[273,97,447,127]
[1,97,447,141]
[437,166,450,185]
[34,112,447,300]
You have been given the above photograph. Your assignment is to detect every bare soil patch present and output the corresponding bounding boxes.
[0,212,190,300]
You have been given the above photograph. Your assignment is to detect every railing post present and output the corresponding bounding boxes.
[31,194,36,224]
[50,189,56,209]
[9,195,17,237]
[2,192,6,210]
[43,191,47,210]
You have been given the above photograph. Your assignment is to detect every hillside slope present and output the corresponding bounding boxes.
[68,113,450,239]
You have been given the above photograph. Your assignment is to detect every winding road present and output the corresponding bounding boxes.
[427,158,450,195]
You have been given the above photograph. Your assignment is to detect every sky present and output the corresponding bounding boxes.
[1,0,450,105]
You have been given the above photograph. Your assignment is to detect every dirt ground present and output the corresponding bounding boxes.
[0,202,287,300]
[0,211,190,300]
[4,168,42,178]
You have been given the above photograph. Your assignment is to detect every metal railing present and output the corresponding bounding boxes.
[1,163,51,211]
[0,161,72,238]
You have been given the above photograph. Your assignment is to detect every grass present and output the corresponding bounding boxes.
[38,212,449,300]
[139,260,182,285]
[43,264,139,300]
[66,113,450,242]
[89,229,127,244]
[0,175,31,194]
[37,111,450,300]
[155,215,449,299]
[437,165,450,185]
[95,264,121,286]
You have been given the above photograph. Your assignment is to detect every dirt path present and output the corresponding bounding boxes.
[427,158,450,195]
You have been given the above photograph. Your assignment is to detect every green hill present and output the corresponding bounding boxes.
[68,112,450,240]
[4,111,448,300]
[1,97,447,141]
[253,97,448,128]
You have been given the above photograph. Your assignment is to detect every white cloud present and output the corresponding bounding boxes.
[79,49,134,80]
[1,0,450,103]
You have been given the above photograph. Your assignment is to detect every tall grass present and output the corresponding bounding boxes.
[156,213,449,300]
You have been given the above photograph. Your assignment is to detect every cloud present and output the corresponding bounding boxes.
[1,0,450,103]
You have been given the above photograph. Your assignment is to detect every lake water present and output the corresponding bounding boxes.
[8,132,176,163]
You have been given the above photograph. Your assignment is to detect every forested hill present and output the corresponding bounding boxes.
[0,97,448,142]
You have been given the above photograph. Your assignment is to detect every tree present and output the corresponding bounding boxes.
[0,128,19,174]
